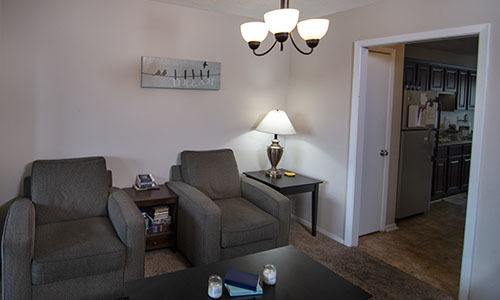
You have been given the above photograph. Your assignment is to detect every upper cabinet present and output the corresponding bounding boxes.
[430,66,445,91]
[404,61,417,88]
[416,64,430,91]
[404,59,476,110]
[404,60,430,91]
[468,71,476,109]
[444,68,458,92]
[457,70,468,110]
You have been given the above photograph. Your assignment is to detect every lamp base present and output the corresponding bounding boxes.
[265,168,282,178]
[265,137,284,179]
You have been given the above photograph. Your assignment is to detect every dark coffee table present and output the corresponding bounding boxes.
[125,246,370,299]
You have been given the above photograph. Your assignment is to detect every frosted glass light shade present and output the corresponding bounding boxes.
[256,110,296,135]
[264,8,299,34]
[240,22,269,43]
[297,19,330,40]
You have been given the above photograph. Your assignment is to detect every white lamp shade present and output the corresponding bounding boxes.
[297,19,330,40]
[240,22,269,43]
[256,110,296,135]
[264,8,299,34]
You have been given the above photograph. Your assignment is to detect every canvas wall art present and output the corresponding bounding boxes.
[141,56,221,90]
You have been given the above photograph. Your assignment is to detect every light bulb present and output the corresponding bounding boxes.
[264,9,299,34]
[297,19,330,41]
[240,22,269,43]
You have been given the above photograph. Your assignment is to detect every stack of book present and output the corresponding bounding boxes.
[223,269,263,297]
[145,206,172,234]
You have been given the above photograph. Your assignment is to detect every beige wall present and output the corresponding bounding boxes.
[285,0,500,298]
[0,0,290,203]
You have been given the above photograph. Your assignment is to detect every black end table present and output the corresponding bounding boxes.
[244,169,323,236]
[125,246,370,300]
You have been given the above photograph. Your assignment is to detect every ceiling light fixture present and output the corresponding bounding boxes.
[240,0,330,56]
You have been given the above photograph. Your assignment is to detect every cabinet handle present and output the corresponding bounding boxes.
[464,158,471,162]
[450,161,460,164]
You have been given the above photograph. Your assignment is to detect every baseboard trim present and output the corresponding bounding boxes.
[292,215,345,245]
[384,223,399,232]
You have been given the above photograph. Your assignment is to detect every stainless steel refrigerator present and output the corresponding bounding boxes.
[396,128,435,219]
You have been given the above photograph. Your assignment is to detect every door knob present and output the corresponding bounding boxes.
[379,149,389,157]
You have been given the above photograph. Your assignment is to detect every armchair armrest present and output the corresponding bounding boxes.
[241,177,291,246]
[167,181,221,266]
[108,189,145,282]
[2,198,35,300]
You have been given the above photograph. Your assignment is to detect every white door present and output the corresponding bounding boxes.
[358,50,394,236]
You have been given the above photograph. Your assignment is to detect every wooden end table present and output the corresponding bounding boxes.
[124,185,178,251]
[243,169,323,236]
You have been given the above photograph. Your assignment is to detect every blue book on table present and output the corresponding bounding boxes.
[224,269,260,291]
[225,283,263,297]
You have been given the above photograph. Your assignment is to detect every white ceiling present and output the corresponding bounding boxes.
[150,0,380,19]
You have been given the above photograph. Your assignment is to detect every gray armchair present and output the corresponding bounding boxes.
[167,149,291,266]
[2,157,145,300]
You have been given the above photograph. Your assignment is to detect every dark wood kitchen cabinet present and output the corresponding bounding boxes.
[468,71,477,109]
[457,70,469,110]
[461,155,471,191]
[403,59,476,111]
[430,66,445,91]
[432,142,472,200]
[444,68,458,92]
[404,60,417,88]
[447,155,462,194]
[461,144,472,191]
[432,157,448,199]
[416,63,430,91]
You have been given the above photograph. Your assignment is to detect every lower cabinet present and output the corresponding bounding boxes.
[461,155,471,191]
[432,157,448,199]
[447,155,462,194]
[432,143,471,200]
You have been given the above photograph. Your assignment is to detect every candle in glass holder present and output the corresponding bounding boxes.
[262,264,277,285]
[207,275,223,299]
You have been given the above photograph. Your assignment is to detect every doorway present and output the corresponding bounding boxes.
[362,35,478,295]
[345,24,490,300]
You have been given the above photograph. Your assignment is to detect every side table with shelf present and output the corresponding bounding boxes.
[244,169,323,237]
[124,185,178,251]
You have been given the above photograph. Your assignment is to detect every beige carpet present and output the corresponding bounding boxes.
[145,222,453,300]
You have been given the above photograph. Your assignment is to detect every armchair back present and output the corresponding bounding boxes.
[180,149,241,200]
[31,157,110,225]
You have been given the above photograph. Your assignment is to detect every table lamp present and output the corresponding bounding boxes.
[256,109,296,178]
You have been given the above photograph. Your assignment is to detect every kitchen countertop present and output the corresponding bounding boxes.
[438,140,472,146]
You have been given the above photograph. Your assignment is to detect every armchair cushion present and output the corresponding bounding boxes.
[241,177,291,247]
[181,149,241,200]
[31,157,110,225]
[32,217,126,285]
[215,197,278,248]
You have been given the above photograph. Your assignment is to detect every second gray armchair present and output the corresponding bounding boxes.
[167,149,291,266]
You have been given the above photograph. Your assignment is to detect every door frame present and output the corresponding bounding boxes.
[344,24,491,300]
[360,48,396,235]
